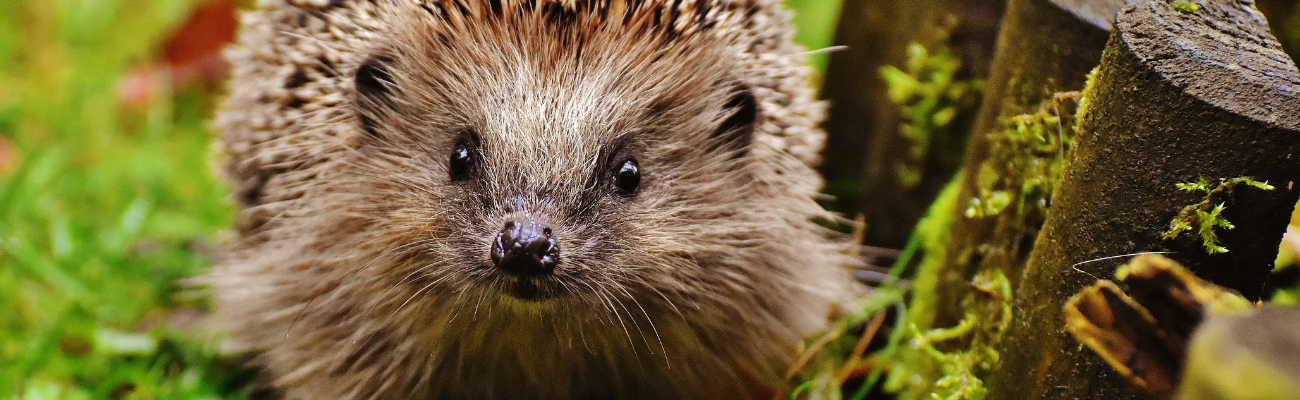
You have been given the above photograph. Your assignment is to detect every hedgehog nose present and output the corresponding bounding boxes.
[491,220,558,277]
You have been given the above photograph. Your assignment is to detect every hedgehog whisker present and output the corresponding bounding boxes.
[596,288,640,361]
[447,284,474,323]
[792,45,848,57]
[577,315,595,355]
[575,278,614,326]
[632,274,683,319]
[282,236,435,342]
[623,284,670,367]
[360,258,446,322]
[349,273,445,361]
[607,281,654,354]
[472,277,494,321]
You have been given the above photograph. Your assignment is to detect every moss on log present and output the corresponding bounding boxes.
[920,0,1125,333]
[985,0,1300,398]
[890,0,1128,398]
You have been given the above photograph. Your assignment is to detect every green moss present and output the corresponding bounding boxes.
[892,87,1090,400]
[1171,1,1201,13]
[881,43,984,188]
[781,179,965,400]
[892,175,963,319]
[964,190,1011,218]
[964,92,1082,229]
[884,177,970,398]
[1075,67,1100,129]
[1163,176,1275,254]
[894,268,1011,400]
[964,164,1010,218]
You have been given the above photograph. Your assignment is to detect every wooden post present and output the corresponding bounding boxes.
[987,0,1300,398]
[890,0,1127,398]
[920,0,1124,341]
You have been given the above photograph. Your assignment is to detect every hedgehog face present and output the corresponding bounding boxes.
[342,7,763,313]
[216,1,856,396]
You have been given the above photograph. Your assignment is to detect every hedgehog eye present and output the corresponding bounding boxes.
[613,159,640,195]
[449,143,474,180]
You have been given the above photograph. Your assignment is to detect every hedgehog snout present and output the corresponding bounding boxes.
[490,219,559,277]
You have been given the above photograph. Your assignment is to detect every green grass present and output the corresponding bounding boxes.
[0,0,844,398]
[0,0,246,398]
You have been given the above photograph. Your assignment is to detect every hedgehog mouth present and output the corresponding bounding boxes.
[498,277,556,302]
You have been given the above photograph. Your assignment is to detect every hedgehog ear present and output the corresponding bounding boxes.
[353,53,397,136]
[713,84,758,158]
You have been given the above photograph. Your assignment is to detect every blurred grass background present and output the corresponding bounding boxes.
[0,0,843,398]
[2,0,246,398]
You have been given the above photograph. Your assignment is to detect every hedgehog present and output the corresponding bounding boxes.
[211,0,862,398]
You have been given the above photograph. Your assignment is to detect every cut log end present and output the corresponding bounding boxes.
[1049,0,1133,30]
[1117,0,1300,130]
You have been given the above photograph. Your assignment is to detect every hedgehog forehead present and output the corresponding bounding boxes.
[380,1,743,181]
[472,85,610,189]
[381,0,744,105]
[461,58,677,198]
[467,43,732,192]
[402,0,748,39]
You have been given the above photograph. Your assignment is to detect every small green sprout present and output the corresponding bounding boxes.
[965,191,1011,218]
[1163,176,1275,254]
[880,42,983,188]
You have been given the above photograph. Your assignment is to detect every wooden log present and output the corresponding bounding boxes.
[889,0,1126,398]
[986,0,1300,398]
[818,0,1004,248]
[919,0,1124,342]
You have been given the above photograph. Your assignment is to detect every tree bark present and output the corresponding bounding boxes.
[818,0,1004,248]
[986,1,1300,398]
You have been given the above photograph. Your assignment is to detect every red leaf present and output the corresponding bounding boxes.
[161,1,237,84]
